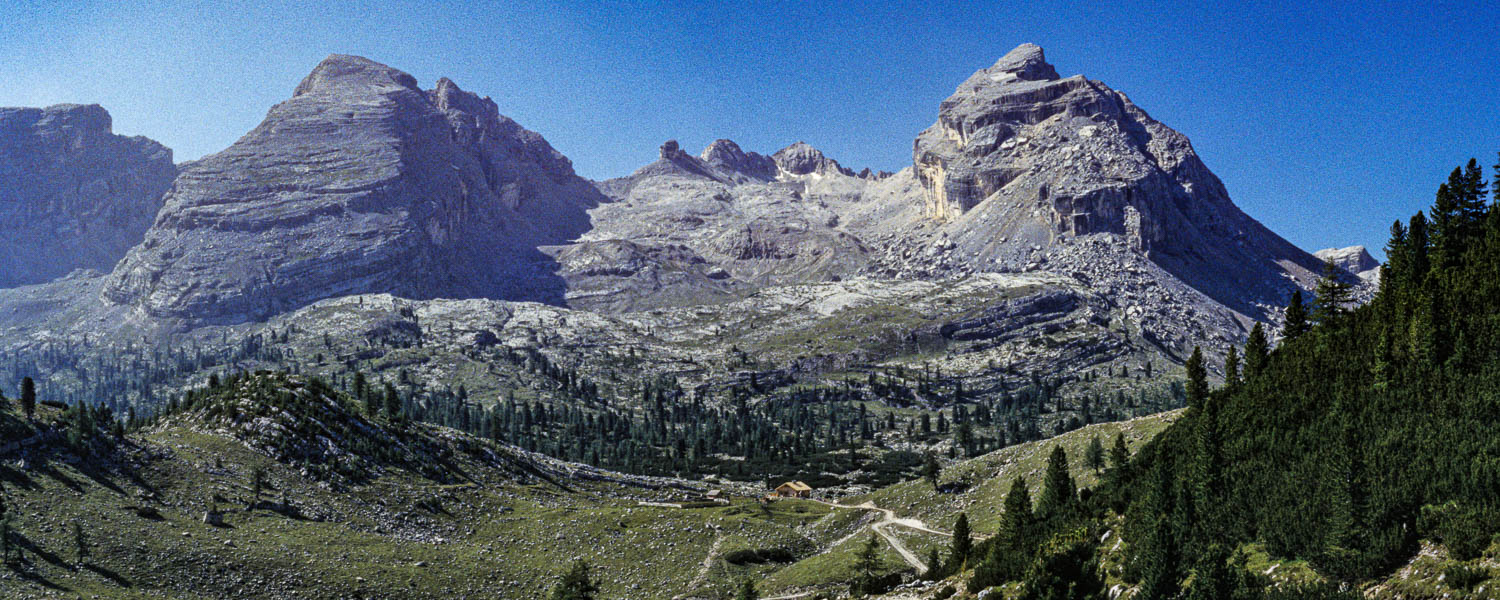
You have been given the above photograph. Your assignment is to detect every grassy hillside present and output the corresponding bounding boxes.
[0,373,853,599]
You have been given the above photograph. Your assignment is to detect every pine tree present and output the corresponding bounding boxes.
[72,521,89,567]
[737,577,758,600]
[1185,544,1232,600]
[1312,259,1353,325]
[1242,324,1266,379]
[1037,446,1076,522]
[549,560,599,600]
[1137,459,1181,600]
[970,478,1035,590]
[852,534,883,596]
[383,382,400,418]
[20,377,35,421]
[1283,290,1310,340]
[1086,434,1106,473]
[951,512,973,570]
[1223,345,1241,388]
[1110,433,1129,472]
[922,453,940,488]
[1185,347,1208,412]
[0,511,13,564]
[250,465,266,507]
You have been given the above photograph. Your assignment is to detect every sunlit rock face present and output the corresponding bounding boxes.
[103,54,603,323]
[910,43,1324,316]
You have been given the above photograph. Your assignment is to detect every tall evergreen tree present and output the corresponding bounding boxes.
[1223,346,1241,388]
[1086,434,1106,473]
[970,478,1035,590]
[1110,433,1130,472]
[72,521,89,567]
[1185,347,1208,410]
[1312,259,1353,325]
[1283,291,1310,340]
[922,452,941,488]
[852,534,884,596]
[1136,458,1181,600]
[950,512,973,570]
[20,376,35,421]
[1244,323,1270,378]
[1037,446,1076,522]
[383,382,401,418]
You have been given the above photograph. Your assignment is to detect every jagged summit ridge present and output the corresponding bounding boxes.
[102,54,603,324]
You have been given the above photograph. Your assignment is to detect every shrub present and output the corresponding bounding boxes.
[1444,563,1489,591]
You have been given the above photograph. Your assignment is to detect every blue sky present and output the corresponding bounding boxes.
[3,1,1497,257]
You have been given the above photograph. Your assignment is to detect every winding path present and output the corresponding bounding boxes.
[817,500,948,574]
[743,499,956,600]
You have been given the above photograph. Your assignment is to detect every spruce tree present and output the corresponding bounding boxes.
[970,478,1035,590]
[1283,290,1310,340]
[549,560,599,600]
[1223,345,1241,388]
[1086,434,1106,473]
[0,511,12,564]
[1110,433,1129,472]
[1037,446,1076,522]
[950,512,973,570]
[737,577,758,600]
[1185,347,1208,410]
[20,377,35,421]
[1137,459,1181,600]
[1312,259,1353,325]
[250,465,266,507]
[1186,544,1233,600]
[1242,321,1266,378]
[72,521,88,567]
[922,453,940,488]
[852,534,883,595]
[383,382,400,418]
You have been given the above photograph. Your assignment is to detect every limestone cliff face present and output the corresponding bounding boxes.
[0,104,176,287]
[911,43,1325,316]
[102,55,603,323]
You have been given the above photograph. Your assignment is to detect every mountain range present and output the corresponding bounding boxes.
[1,45,1352,347]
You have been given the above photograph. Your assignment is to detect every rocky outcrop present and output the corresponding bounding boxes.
[0,104,176,288]
[1315,245,1381,283]
[772,141,856,177]
[102,55,604,323]
[700,139,776,182]
[907,43,1325,317]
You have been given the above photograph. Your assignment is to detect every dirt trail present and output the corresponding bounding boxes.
[741,499,956,600]
[813,499,950,574]
[673,534,725,600]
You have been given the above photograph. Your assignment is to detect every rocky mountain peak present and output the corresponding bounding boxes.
[699,139,777,181]
[990,43,1061,82]
[292,54,420,98]
[772,141,854,177]
[102,54,601,323]
[909,46,1324,317]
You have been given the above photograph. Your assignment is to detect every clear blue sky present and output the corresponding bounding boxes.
[3,1,1497,257]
